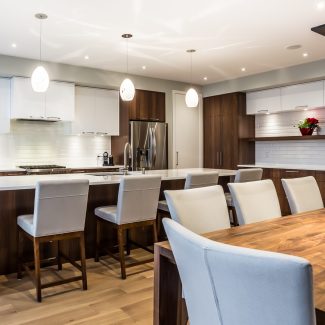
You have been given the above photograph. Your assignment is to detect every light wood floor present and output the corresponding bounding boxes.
[0,249,154,325]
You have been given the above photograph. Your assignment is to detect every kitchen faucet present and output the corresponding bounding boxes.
[123,142,132,171]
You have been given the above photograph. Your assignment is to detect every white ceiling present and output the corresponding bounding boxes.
[1,0,325,85]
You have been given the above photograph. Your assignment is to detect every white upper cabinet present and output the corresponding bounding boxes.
[246,88,282,115]
[0,78,11,133]
[73,86,119,135]
[10,77,75,121]
[281,81,324,111]
[45,81,75,121]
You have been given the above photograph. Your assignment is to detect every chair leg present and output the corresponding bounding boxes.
[231,207,238,226]
[57,240,62,271]
[33,238,42,302]
[95,218,100,262]
[117,227,126,279]
[152,221,158,243]
[126,229,131,256]
[17,227,22,279]
[79,232,88,290]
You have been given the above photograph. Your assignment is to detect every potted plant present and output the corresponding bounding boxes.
[297,117,319,136]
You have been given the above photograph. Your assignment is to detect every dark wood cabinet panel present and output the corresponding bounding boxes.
[203,92,255,170]
[0,171,26,176]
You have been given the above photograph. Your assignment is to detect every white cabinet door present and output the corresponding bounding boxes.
[173,91,203,168]
[45,81,75,121]
[246,88,281,115]
[94,89,119,135]
[281,81,324,111]
[11,77,45,119]
[0,78,10,133]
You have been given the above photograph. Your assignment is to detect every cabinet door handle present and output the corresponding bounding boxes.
[257,109,269,113]
[216,152,219,167]
[176,151,179,167]
[96,132,108,135]
[285,170,299,173]
[46,116,61,120]
[82,131,95,135]
[294,105,308,110]
[220,152,223,167]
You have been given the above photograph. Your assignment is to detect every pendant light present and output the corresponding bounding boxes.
[185,49,199,108]
[120,34,135,101]
[31,13,49,93]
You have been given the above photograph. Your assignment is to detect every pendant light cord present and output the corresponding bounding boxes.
[190,52,193,86]
[39,18,42,63]
[126,38,129,75]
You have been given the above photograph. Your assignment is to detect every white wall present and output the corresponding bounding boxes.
[0,120,110,168]
[256,109,325,166]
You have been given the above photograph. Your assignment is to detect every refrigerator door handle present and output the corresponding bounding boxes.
[148,127,153,168]
[152,128,157,167]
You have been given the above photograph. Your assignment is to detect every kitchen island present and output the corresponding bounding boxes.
[0,168,235,275]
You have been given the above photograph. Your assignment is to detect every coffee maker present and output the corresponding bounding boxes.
[101,152,114,166]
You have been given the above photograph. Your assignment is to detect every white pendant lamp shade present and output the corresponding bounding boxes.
[31,65,49,92]
[120,78,135,101]
[185,87,199,108]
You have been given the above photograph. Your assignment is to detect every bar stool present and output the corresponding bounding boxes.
[157,172,219,237]
[225,168,263,226]
[94,175,161,279]
[17,179,89,302]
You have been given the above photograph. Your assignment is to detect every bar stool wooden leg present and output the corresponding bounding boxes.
[126,229,131,256]
[79,232,87,290]
[33,237,42,302]
[57,240,62,271]
[117,227,126,279]
[17,227,22,279]
[95,218,100,262]
[231,207,238,226]
[153,221,158,243]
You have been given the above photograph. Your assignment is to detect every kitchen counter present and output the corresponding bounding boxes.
[238,164,325,171]
[0,168,236,191]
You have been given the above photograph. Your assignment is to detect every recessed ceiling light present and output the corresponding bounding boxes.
[304,108,308,111]
[142,65,146,70]
[203,77,208,81]
[317,1,325,9]
[286,44,302,50]
[241,67,246,72]
[11,43,17,48]
[84,55,89,60]
[302,52,309,57]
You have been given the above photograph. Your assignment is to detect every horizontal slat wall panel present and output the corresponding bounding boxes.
[256,109,325,166]
[0,121,111,167]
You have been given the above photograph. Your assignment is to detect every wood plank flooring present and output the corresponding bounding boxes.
[0,249,154,324]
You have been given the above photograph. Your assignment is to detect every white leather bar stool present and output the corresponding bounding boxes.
[17,179,89,302]
[282,176,324,214]
[157,171,219,237]
[225,168,263,226]
[228,179,281,225]
[163,218,315,325]
[94,175,161,279]
[164,185,230,234]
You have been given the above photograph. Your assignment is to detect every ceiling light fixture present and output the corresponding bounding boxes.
[142,65,146,70]
[185,49,199,108]
[120,33,135,101]
[203,77,208,81]
[11,43,17,48]
[31,13,49,93]
[317,1,325,10]
[303,52,309,57]
[84,55,89,60]
[241,67,246,72]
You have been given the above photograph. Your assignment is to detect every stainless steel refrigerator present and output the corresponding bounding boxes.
[130,121,167,170]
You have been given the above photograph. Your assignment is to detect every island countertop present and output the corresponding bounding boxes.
[0,168,236,191]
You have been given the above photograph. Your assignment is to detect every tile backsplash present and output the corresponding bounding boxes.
[256,108,325,165]
[0,120,111,167]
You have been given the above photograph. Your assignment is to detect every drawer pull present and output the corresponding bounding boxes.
[285,170,299,173]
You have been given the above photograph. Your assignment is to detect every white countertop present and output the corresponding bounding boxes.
[238,164,325,171]
[0,168,236,191]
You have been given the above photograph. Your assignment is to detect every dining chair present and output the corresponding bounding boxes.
[164,185,230,234]
[17,179,89,302]
[225,168,263,225]
[228,179,281,225]
[163,218,316,325]
[281,176,324,214]
[94,175,161,279]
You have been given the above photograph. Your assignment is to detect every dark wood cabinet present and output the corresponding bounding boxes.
[0,171,26,176]
[203,92,255,170]
[111,89,166,165]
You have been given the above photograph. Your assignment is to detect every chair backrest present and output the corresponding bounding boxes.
[163,218,315,325]
[116,175,161,224]
[281,176,324,214]
[234,168,263,183]
[184,172,219,189]
[164,185,230,234]
[228,179,281,225]
[33,179,89,237]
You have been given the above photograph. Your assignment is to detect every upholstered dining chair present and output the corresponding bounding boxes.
[17,179,89,302]
[164,185,230,234]
[281,176,324,214]
[163,218,316,325]
[225,168,263,225]
[228,179,281,225]
[94,175,161,279]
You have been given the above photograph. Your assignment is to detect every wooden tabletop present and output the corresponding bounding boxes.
[156,209,325,312]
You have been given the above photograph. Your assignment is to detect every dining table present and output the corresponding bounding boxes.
[154,209,325,325]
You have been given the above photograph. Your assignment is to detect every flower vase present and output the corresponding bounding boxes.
[299,128,314,136]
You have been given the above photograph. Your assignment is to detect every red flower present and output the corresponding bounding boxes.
[306,117,319,126]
